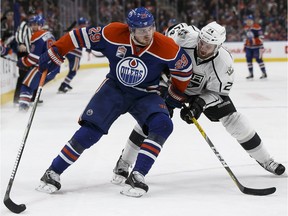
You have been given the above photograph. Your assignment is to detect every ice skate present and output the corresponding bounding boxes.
[257,159,285,175]
[19,102,30,112]
[58,82,73,94]
[246,74,254,79]
[111,156,130,185]
[36,169,61,193]
[259,73,267,79]
[120,171,148,197]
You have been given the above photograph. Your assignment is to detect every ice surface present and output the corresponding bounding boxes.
[1,62,287,216]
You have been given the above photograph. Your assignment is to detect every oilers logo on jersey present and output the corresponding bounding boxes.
[116,57,148,87]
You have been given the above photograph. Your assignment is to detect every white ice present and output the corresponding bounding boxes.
[1,62,287,216]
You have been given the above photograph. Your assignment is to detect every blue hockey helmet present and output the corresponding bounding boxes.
[168,18,177,26]
[29,15,45,26]
[78,17,88,25]
[126,7,154,29]
[247,15,254,20]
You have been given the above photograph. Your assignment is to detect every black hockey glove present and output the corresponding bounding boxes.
[180,97,206,124]
[166,103,174,118]
[159,80,168,98]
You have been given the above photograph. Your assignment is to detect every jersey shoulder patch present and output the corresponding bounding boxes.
[103,22,130,45]
[172,25,199,48]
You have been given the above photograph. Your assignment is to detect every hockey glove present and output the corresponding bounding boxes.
[16,57,29,71]
[39,46,64,73]
[165,103,174,118]
[17,57,27,68]
[165,85,187,118]
[1,45,12,57]
[159,80,169,98]
[180,97,206,124]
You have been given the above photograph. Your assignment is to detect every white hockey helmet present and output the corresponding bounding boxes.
[199,21,226,46]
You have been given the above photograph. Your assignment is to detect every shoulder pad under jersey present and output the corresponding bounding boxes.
[170,25,200,48]
[165,23,188,37]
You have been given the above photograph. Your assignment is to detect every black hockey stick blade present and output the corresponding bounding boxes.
[64,20,77,32]
[4,197,26,214]
[190,115,277,196]
[241,186,276,196]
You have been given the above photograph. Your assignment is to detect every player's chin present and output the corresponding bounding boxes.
[198,52,210,59]
[142,38,152,45]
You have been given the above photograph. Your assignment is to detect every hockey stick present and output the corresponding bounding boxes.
[64,20,77,32]
[190,116,276,196]
[1,55,39,72]
[1,55,18,63]
[3,69,48,214]
[1,55,39,67]
[90,50,105,58]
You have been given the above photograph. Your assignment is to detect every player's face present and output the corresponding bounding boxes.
[30,23,40,32]
[133,25,155,46]
[197,39,217,59]
[246,19,254,26]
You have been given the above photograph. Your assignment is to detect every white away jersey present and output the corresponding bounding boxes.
[168,24,235,108]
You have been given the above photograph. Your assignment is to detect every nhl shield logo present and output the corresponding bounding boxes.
[116,57,148,87]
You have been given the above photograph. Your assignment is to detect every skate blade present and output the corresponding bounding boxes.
[120,185,146,198]
[57,90,67,94]
[111,174,127,186]
[35,181,58,194]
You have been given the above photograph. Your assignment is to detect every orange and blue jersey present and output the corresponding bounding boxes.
[47,22,193,176]
[244,23,263,48]
[19,29,60,105]
[53,22,192,96]
[21,30,55,67]
[67,27,84,58]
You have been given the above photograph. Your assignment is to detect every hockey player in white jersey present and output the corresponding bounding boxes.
[112,21,285,186]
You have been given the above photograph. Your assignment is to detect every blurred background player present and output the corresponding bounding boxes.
[17,15,60,111]
[14,8,36,104]
[57,17,90,93]
[243,15,267,79]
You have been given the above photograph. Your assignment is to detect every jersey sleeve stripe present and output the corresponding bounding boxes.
[74,29,84,47]
[170,75,191,82]
[26,57,38,65]
[170,69,192,82]
[81,27,91,49]
[171,78,190,92]
[69,31,79,48]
